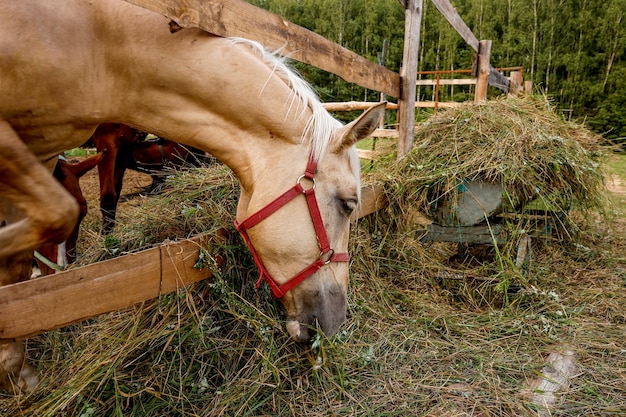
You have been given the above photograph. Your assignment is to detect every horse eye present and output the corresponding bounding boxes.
[340,199,357,214]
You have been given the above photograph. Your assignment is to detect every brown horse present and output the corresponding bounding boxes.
[90,123,207,233]
[35,152,105,276]
[0,0,385,393]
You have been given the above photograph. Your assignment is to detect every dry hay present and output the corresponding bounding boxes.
[360,95,611,305]
[1,99,624,416]
[73,162,240,265]
[375,95,606,220]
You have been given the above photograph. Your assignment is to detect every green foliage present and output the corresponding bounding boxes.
[64,148,89,157]
[588,65,626,142]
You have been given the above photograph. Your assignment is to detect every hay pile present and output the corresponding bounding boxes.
[360,95,611,302]
[371,95,607,226]
[76,163,240,265]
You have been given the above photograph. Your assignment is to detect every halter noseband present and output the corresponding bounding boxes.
[234,154,349,299]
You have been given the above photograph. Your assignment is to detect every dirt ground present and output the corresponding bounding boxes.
[74,157,155,228]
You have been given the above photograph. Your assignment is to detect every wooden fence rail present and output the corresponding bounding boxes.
[122,0,514,158]
[0,233,224,340]
[124,0,401,98]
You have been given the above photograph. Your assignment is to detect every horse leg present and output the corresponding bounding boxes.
[65,220,81,264]
[0,207,35,286]
[0,121,81,393]
[0,209,37,393]
[97,144,120,234]
[0,340,39,394]
[0,247,39,393]
[0,120,79,259]
[110,163,128,218]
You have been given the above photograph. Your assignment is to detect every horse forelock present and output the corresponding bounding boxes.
[229,38,341,163]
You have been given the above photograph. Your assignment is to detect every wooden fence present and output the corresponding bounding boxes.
[0,234,223,339]
[124,0,519,158]
[0,0,520,340]
[324,66,529,139]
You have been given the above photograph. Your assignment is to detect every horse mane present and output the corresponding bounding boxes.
[229,38,342,163]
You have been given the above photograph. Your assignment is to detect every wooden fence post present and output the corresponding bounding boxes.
[509,71,522,96]
[474,40,491,102]
[397,0,423,159]
[524,80,533,93]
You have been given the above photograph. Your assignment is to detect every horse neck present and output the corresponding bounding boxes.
[109,26,315,190]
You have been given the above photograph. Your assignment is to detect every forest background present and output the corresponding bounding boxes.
[248,0,626,145]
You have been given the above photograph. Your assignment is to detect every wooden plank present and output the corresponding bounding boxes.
[356,149,374,160]
[0,234,220,340]
[323,101,399,112]
[123,0,401,98]
[371,129,400,138]
[324,100,461,114]
[524,80,533,93]
[421,223,504,245]
[429,0,508,92]
[397,0,423,159]
[488,67,510,91]
[528,347,579,417]
[415,101,461,108]
[508,71,522,96]
[416,78,477,86]
[430,0,479,51]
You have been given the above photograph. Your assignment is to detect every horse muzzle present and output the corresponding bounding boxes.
[285,283,347,342]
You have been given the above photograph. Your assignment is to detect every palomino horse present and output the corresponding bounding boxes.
[0,0,385,393]
[35,153,105,276]
[91,123,207,233]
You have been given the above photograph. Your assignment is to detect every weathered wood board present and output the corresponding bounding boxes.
[0,180,386,341]
[123,0,401,98]
[430,0,509,92]
[0,233,222,340]
[421,223,505,245]
[355,185,388,219]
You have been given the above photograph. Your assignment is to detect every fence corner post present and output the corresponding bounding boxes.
[397,0,423,160]
[474,39,491,102]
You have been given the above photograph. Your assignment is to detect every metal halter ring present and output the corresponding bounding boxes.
[297,174,316,191]
[320,249,335,265]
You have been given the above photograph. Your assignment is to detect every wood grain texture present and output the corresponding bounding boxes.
[397,0,423,159]
[0,235,219,339]
[123,0,401,97]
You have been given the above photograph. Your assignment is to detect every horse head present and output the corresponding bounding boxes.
[235,103,385,341]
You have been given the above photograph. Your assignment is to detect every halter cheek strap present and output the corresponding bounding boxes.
[234,154,349,299]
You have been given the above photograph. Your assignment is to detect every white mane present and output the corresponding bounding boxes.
[229,38,342,163]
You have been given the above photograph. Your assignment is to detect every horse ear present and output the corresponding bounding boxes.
[332,102,386,153]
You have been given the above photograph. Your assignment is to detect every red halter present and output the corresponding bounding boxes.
[234,154,350,299]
